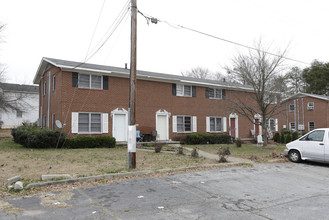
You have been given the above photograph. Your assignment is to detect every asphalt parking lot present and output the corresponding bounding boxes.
[2,162,329,219]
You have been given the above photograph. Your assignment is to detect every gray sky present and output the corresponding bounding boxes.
[1,0,329,84]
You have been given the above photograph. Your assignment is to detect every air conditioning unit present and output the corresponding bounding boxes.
[307,106,314,110]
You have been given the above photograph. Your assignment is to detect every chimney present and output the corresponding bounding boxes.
[125,63,128,69]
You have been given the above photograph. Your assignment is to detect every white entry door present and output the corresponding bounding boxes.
[156,114,168,140]
[113,114,127,141]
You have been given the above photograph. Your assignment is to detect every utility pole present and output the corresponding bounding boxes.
[128,0,137,169]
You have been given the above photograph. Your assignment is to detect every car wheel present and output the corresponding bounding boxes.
[288,150,301,163]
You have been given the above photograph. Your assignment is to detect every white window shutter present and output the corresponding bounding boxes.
[72,112,78,133]
[173,116,177,132]
[193,116,197,132]
[206,117,210,132]
[102,113,109,133]
[223,117,227,132]
[275,118,278,132]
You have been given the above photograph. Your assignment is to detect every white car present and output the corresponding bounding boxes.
[284,128,329,163]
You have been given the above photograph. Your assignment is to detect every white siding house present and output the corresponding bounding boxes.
[0,83,39,128]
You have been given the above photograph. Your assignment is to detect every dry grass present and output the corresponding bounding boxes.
[0,138,215,184]
[191,144,287,162]
[0,129,12,138]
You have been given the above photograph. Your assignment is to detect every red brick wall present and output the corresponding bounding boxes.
[39,69,268,139]
[278,96,329,133]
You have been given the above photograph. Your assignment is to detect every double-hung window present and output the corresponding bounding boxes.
[176,84,192,97]
[173,115,197,133]
[177,116,191,132]
[211,117,222,132]
[206,116,227,132]
[289,122,296,131]
[266,118,278,132]
[308,121,315,131]
[72,112,108,134]
[78,113,102,133]
[289,104,295,112]
[78,74,102,89]
[207,88,222,99]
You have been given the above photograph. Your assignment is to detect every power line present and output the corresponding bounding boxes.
[86,0,130,61]
[137,10,311,66]
[84,0,107,61]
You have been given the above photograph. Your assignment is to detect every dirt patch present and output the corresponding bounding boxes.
[40,190,74,208]
[0,200,24,215]
[0,129,12,138]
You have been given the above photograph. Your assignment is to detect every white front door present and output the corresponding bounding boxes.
[113,114,127,141]
[157,114,168,140]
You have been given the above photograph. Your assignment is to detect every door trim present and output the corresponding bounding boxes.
[156,109,171,141]
[229,113,239,138]
[111,108,128,141]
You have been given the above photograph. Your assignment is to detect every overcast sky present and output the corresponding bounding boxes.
[1,0,329,84]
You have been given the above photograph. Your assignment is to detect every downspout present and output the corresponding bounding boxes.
[40,76,43,128]
[297,98,300,131]
[46,72,51,128]
[294,99,297,131]
[302,98,305,133]
[286,103,288,129]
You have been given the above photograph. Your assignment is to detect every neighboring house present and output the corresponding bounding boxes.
[33,57,278,141]
[278,93,329,133]
[0,83,39,128]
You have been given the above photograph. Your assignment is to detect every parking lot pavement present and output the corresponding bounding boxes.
[2,162,329,219]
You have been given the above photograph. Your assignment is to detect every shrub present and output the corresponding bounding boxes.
[235,139,242,148]
[177,146,184,155]
[218,146,231,163]
[191,148,199,158]
[185,133,232,145]
[292,131,298,141]
[154,143,163,153]
[280,133,285,144]
[273,132,281,143]
[285,133,292,143]
[64,136,116,149]
[12,126,66,148]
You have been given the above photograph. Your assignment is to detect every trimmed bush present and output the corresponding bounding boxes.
[292,131,298,141]
[280,133,285,144]
[273,132,281,143]
[235,139,242,148]
[185,133,232,145]
[12,126,66,148]
[285,133,292,143]
[64,135,116,149]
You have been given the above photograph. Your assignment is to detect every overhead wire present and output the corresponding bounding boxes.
[84,0,107,61]
[47,0,131,173]
[136,10,329,72]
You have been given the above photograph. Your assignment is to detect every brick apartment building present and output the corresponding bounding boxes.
[278,93,329,133]
[34,57,278,141]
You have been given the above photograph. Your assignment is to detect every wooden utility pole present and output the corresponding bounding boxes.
[128,0,137,169]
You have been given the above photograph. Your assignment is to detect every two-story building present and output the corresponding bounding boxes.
[0,83,39,128]
[33,57,277,141]
[279,93,329,133]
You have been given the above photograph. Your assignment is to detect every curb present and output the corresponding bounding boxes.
[25,162,247,189]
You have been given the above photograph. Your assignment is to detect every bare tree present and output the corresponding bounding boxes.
[182,66,226,82]
[226,40,287,146]
[0,23,28,113]
[181,66,210,79]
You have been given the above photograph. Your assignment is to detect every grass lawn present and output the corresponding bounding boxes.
[0,138,216,184]
[189,144,287,162]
